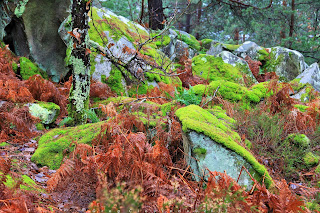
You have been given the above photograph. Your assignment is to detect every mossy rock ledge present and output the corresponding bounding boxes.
[175,105,273,189]
[31,121,105,170]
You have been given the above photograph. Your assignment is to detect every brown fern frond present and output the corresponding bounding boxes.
[47,159,75,192]
[90,81,115,99]
[0,105,39,143]
[270,180,305,213]
[0,157,11,176]
[99,102,117,117]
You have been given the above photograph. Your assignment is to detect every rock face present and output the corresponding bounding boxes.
[175,105,273,188]
[234,41,263,60]
[161,29,196,61]
[185,131,257,188]
[271,46,308,81]
[0,0,71,82]
[295,63,320,91]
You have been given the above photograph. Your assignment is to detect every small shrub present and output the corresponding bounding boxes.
[174,86,201,106]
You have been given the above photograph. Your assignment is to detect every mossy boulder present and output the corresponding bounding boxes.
[175,30,201,51]
[234,41,263,60]
[175,105,273,188]
[271,47,308,81]
[28,102,60,124]
[85,7,179,96]
[193,80,269,104]
[31,121,105,169]
[285,133,310,148]
[192,54,244,84]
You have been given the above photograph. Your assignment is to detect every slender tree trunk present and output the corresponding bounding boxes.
[280,0,287,40]
[148,0,164,30]
[185,12,191,33]
[288,0,295,48]
[68,0,91,125]
[195,0,202,39]
[139,0,145,24]
[234,28,240,44]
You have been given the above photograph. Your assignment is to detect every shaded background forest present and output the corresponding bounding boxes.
[103,0,320,64]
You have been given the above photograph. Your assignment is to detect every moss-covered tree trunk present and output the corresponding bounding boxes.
[68,0,91,125]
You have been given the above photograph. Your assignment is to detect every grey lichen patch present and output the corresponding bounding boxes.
[71,75,90,113]
[70,56,87,75]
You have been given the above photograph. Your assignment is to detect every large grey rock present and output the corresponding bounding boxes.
[295,63,320,91]
[0,0,71,82]
[206,42,223,56]
[217,51,257,83]
[234,41,263,60]
[183,131,257,189]
[0,0,102,82]
[161,29,195,61]
[271,46,307,81]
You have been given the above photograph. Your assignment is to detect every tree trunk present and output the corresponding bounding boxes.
[139,0,145,24]
[68,0,91,125]
[185,12,191,33]
[234,28,240,44]
[280,0,287,40]
[289,0,295,38]
[195,0,202,39]
[148,0,164,30]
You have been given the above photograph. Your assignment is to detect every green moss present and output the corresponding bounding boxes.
[12,62,18,73]
[31,121,105,169]
[131,111,160,127]
[192,54,243,83]
[0,142,9,147]
[200,39,212,51]
[294,104,309,112]
[244,139,252,149]
[300,84,318,102]
[193,147,207,157]
[38,101,60,111]
[105,66,126,95]
[35,123,45,131]
[3,174,42,192]
[193,80,251,103]
[175,105,273,187]
[128,83,154,97]
[223,44,241,51]
[289,78,306,91]
[288,133,310,148]
[160,101,178,116]
[315,164,320,174]
[175,31,201,51]
[307,202,320,212]
[150,33,171,47]
[206,106,236,125]
[93,96,135,108]
[19,57,48,80]
[304,152,319,167]
[89,7,149,47]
